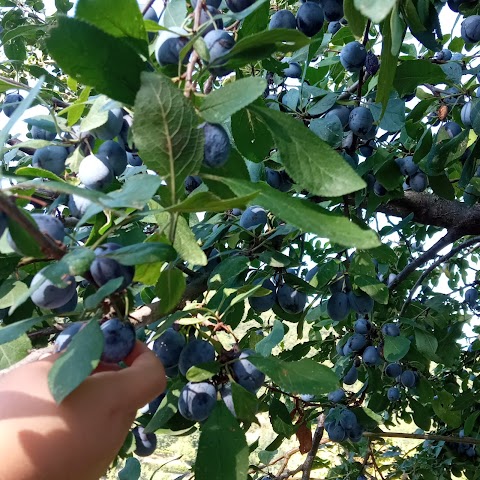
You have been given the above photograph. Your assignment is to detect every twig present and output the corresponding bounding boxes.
[184,0,203,97]
[363,431,480,445]
[301,414,325,480]
[368,442,385,480]
[141,0,156,15]
[398,235,480,316]
[388,229,462,291]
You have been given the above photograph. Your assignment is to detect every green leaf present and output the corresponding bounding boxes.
[48,320,103,404]
[208,256,249,289]
[46,16,144,105]
[224,29,310,69]
[186,362,221,382]
[343,0,367,38]
[309,115,343,148]
[79,95,114,132]
[145,379,183,433]
[393,60,446,97]
[204,177,380,249]
[432,391,462,429]
[195,402,249,480]
[199,77,266,124]
[104,243,176,266]
[0,334,31,370]
[248,355,339,394]
[390,3,406,56]
[162,0,187,28]
[75,0,148,56]
[249,105,366,197]
[255,320,285,357]
[354,0,396,23]
[164,191,258,214]
[1,24,46,45]
[415,330,438,360]
[154,268,186,315]
[84,278,124,310]
[0,316,51,345]
[410,398,432,431]
[118,457,141,480]
[133,72,204,205]
[270,397,296,436]
[370,98,405,132]
[0,280,29,309]
[354,275,389,304]
[230,382,258,423]
[383,335,411,362]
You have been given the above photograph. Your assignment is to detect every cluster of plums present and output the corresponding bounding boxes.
[152,328,265,423]
[324,405,364,443]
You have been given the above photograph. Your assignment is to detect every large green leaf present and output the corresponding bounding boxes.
[0,280,29,309]
[75,0,148,56]
[343,0,367,38]
[204,177,380,249]
[0,334,31,370]
[154,268,186,315]
[249,106,366,197]
[354,0,396,23]
[104,243,176,266]
[432,391,462,428]
[48,320,103,404]
[383,335,410,362]
[133,72,204,205]
[393,60,446,97]
[0,316,52,346]
[248,355,339,394]
[195,403,249,480]
[255,320,285,357]
[46,16,144,105]
[199,77,267,124]
[145,379,184,433]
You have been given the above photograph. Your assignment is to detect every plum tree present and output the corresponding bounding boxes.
[4,1,480,479]
[100,318,136,363]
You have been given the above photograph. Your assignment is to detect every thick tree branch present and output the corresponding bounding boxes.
[388,229,462,291]
[301,414,325,480]
[398,235,480,316]
[378,191,480,236]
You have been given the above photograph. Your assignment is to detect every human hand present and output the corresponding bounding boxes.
[0,340,166,480]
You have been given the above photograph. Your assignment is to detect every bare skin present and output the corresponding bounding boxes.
[0,341,166,480]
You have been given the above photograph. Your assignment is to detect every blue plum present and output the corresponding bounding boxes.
[203,123,231,168]
[78,153,114,191]
[269,10,296,29]
[132,426,157,456]
[265,168,292,192]
[199,6,223,35]
[219,382,236,417]
[98,140,127,176]
[31,125,56,141]
[327,21,341,34]
[249,278,276,313]
[381,323,400,337]
[90,243,135,291]
[461,102,472,128]
[68,191,94,219]
[32,146,69,176]
[327,292,350,321]
[90,108,123,140]
[30,268,76,309]
[348,291,374,314]
[225,0,256,12]
[282,62,302,78]
[191,0,221,8]
[339,409,357,430]
[409,172,428,192]
[322,0,343,21]
[400,369,417,388]
[2,93,24,118]
[204,30,235,76]
[0,212,7,239]
[365,51,379,75]
[435,49,452,61]
[296,2,324,37]
[326,422,346,442]
[328,388,346,403]
[340,41,367,72]
[178,339,216,376]
[144,7,159,42]
[178,381,217,421]
[277,283,307,314]
[156,33,190,67]
[325,105,351,128]
[444,121,462,139]
[385,362,402,378]
[395,155,419,176]
[140,391,166,415]
[232,350,265,393]
[465,288,479,308]
[346,333,368,352]
[100,318,136,363]
[127,152,143,166]
[354,318,371,334]
[461,15,480,43]
[54,322,84,352]
[239,205,268,231]
[185,175,202,193]
[349,106,374,138]
[387,386,400,401]
[52,290,78,314]
[343,365,358,385]
[153,328,186,368]
[362,346,381,366]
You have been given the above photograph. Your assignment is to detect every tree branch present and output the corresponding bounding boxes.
[388,229,462,291]
[364,431,480,446]
[301,414,325,480]
[398,235,480,316]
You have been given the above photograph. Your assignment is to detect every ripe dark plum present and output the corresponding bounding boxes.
[203,123,231,168]
[0,212,7,238]
[249,278,276,313]
[348,422,364,442]
[265,168,293,191]
[305,265,318,283]
[461,102,472,128]
[435,49,452,61]
[153,328,186,368]
[339,409,357,430]
[90,243,135,291]
[144,6,159,42]
[328,388,346,403]
[140,391,166,415]
[385,362,403,378]
[97,140,127,176]
[327,292,350,321]
[381,323,400,337]
[362,345,381,366]
[365,51,379,75]
[326,422,346,442]
[354,318,371,334]
[329,272,351,293]
[127,152,143,166]
[199,6,223,35]
[346,333,368,352]
[277,283,307,314]
[54,322,84,352]
[348,291,374,314]
[100,318,136,363]
[465,288,479,308]
[400,369,417,388]
[349,106,374,138]
[178,339,216,376]
[409,172,428,192]
[239,205,267,231]
[30,268,76,309]
[2,93,24,118]
[185,175,202,193]
[204,30,235,76]
[52,290,78,314]
[282,62,302,79]
[68,191,94,219]
[395,155,418,176]
[325,105,351,128]
[31,125,56,141]
[296,2,324,37]
[219,382,236,417]
[461,15,480,44]
[132,426,157,456]
[387,386,400,401]
[327,21,341,34]
[322,0,343,21]
[156,35,190,66]
[178,381,217,421]
[269,10,296,29]
[232,349,265,393]
[225,0,256,13]
[78,153,114,191]
[90,108,123,140]
[444,121,462,139]
[340,41,367,72]
[191,0,221,8]
[343,365,358,385]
